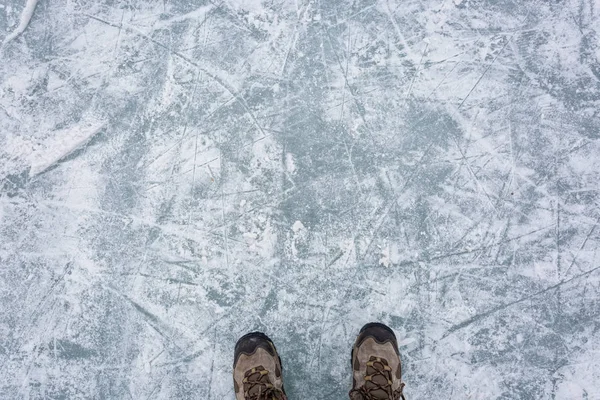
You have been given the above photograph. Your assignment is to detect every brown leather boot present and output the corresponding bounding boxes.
[349,323,406,400]
[233,332,287,400]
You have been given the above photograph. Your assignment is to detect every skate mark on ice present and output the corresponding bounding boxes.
[1,0,39,47]
[442,265,600,338]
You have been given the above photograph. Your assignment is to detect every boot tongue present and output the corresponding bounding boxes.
[365,382,390,400]
[350,389,388,400]
[244,367,274,398]
[349,392,366,400]
[364,359,392,399]
[247,372,266,396]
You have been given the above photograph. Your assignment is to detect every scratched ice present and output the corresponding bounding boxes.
[1,0,599,399]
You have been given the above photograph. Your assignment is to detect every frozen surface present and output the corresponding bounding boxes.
[1,0,600,398]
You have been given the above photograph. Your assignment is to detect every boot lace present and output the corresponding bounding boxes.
[242,366,287,400]
[349,356,406,400]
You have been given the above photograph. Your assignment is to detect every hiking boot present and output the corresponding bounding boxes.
[349,323,406,400]
[233,332,287,400]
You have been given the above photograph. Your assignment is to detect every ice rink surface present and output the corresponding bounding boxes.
[1,0,599,398]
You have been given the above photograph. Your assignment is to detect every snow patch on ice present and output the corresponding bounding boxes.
[292,220,305,233]
[285,153,296,174]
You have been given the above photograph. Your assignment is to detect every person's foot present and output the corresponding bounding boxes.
[233,332,287,400]
[349,323,406,400]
